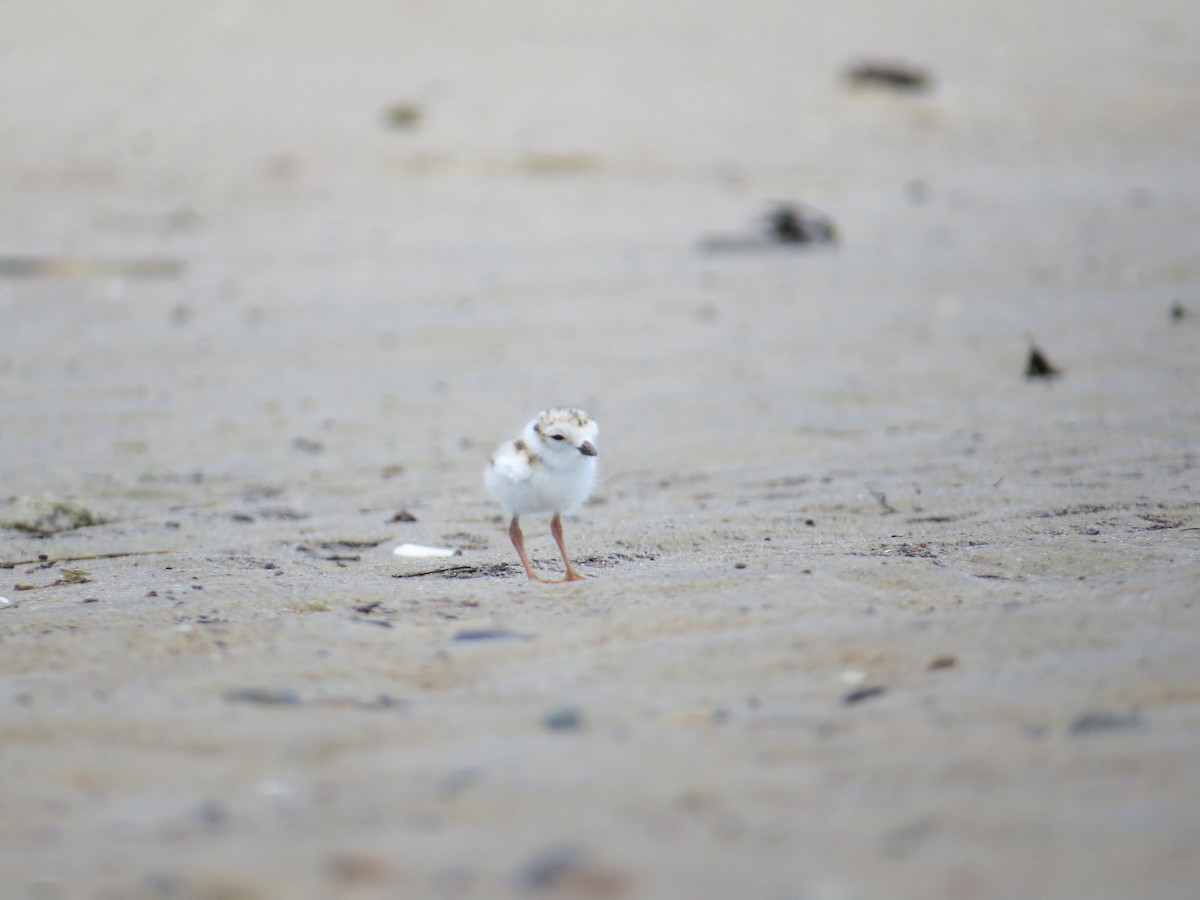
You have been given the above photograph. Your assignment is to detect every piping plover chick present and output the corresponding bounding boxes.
[484,408,598,583]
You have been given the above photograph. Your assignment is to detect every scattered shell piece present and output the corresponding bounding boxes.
[838,669,867,685]
[0,597,11,606]
[393,543,456,558]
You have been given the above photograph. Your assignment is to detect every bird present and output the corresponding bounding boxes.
[484,408,599,583]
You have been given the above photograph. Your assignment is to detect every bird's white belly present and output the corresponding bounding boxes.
[489,459,596,516]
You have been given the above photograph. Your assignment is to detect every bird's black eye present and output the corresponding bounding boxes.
[550,434,566,441]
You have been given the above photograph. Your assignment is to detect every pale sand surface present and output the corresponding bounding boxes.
[2,2,1200,898]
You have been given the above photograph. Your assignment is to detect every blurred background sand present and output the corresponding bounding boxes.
[2,2,1199,898]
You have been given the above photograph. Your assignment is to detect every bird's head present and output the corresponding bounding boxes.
[528,407,598,463]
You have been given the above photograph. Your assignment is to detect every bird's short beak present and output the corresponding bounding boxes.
[579,441,597,457]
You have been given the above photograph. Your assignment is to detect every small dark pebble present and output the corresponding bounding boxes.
[516,844,585,889]
[223,687,302,706]
[928,655,957,670]
[353,600,383,614]
[1070,710,1141,734]
[328,851,391,885]
[147,872,182,896]
[81,597,100,604]
[195,799,229,830]
[453,628,534,642]
[292,436,324,454]
[1025,344,1062,379]
[146,590,158,597]
[366,693,404,709]
[543,706,583,731]
[1170,301,1187,321]
[1082,527,1101,535]
[805,519,816,526]
[846,60,931,92]
[390,509,418,523]
[906,179,931,204]
[734,562,747,570]
[383,103,422,130]
[767,203,838,244]
[230,513,255,523]
[843,685,887,705]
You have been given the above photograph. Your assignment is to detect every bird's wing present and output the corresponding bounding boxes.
[490,442,536,483]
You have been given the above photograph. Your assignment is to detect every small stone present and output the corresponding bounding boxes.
[846,60,931,92]
[328,852,391,885]
[543,706,583,731]
[383,103,422,130]
[1025,343,1062,379]
[842,685,886,706]
[766,203,838,244]
[223,687,302,706]
[390,509,418,523]
[292,436,324,454]
[452,628,534,642]
[1070,710,1141,734]
[516,845,585,889]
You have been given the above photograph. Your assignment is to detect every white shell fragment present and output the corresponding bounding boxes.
[0,597,10,606]
[393,543,457,559]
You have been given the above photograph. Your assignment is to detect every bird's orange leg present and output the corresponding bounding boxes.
[509,517,555,583]
[550,513,586,582]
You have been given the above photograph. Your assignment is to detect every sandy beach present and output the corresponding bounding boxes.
[2,1,1199,897]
